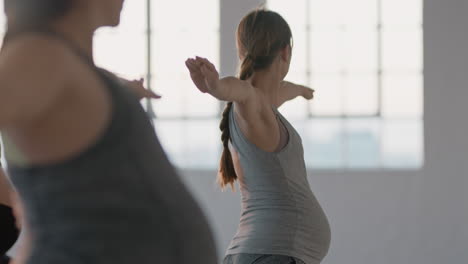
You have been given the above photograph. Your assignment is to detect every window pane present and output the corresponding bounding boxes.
[151,78,219,118]
[286,72,309,88]
[309,0,378,27]
[116,0,147,34]
[269,0,307,27]
[313,30,378,74]
[152,0,219,31]
[382,29,423,72]
[341,0,378,29]
[382,0,423,26]
[151,0,219,119]
[155,120,185,165]
[290,31,308,76]
[94,32,146,79]
[300,119,345,168]
[270,0,310,119]
[309,0,344,26]
[344,119,381,168]
[382,120,424,168]
[152,79,185,118]
[343,30,378,72]
[382,74,423,118]
[268,0,308,76]
[152,32,219,76]
[310,30,343,73]
[184,80,221,117]
[279,97,308,120]
[94,0,146,79]
[281,72,309,120]
[310,75,343,115]
[155,120,219,169]
[343,75,379,115]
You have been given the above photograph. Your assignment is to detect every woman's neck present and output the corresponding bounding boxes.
[250,68,282,107]
[51,12,97,61]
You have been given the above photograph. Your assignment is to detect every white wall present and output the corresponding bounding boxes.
[179,0,468,263]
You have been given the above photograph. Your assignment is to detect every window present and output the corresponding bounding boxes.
[268,0,424,169]
[0,0,423,170]
[94,0,221,168]
[94,0,147,80]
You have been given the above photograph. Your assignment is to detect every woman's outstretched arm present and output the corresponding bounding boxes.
[276,81,315,108]
[185,57,257,104]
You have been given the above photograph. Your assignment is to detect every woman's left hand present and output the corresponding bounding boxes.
[122,78,162,100]
[302,86,315,100]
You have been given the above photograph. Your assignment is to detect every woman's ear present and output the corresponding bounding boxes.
[279,45,292,63]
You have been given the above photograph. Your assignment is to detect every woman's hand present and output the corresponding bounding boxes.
[121,78,161,100]
[186,56,255,103]
[301,85,315,100]
[185,56,220,94]
[277,81,315,107]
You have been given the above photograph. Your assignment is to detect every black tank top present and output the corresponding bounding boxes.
[6,30,217,264]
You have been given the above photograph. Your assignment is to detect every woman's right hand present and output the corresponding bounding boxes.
[186,57,254,103]
[185,56,220,94]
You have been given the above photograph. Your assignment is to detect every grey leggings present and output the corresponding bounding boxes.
[223,254,306,264]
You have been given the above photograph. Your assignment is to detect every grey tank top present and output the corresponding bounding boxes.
[6,30,217,264]
[226,106,331,264]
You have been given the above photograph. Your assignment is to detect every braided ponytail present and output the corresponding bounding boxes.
[218,102,235,190]
[217,55,255,190]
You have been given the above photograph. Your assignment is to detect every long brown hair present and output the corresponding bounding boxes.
[218,9,292,190]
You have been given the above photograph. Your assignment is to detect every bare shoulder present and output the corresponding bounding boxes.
[1,33,74,73]
[0,34,74,126]
[233,86,266,126]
